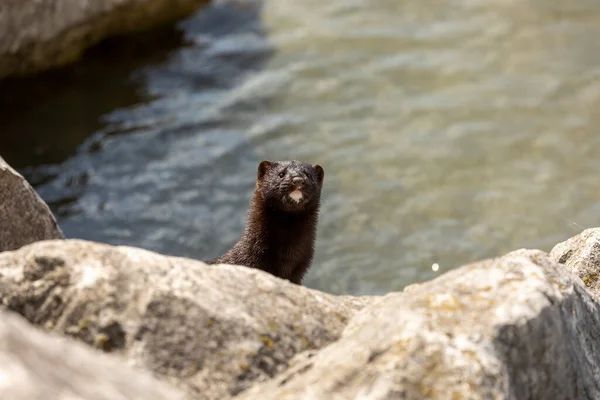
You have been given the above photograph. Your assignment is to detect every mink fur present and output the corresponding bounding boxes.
[206,160,324,285]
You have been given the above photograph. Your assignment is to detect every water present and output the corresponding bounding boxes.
[2,0,600,295]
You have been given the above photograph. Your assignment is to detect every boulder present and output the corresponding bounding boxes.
[0,239,374,399]
[551,228,600,301]
[0,0,207,79]
[0,156,64,252]
[237,249,600,400]
[3,151,600,400]
[0,308,188,400]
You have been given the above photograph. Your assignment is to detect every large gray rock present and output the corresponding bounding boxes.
[0,308,187,400]
[551,228,600,301]
[237,249,600,400]
[0,239,373,399]
[0,156,64,252]
[0,0,207,79]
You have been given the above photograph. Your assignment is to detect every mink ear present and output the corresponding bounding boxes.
[258,160,272,179]
[313,164,324,184]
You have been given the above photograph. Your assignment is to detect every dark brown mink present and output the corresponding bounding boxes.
[206,160,324,285]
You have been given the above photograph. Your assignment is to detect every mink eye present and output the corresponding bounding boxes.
[278,171,285,178]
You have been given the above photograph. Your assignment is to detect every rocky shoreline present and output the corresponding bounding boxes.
[1,155,600,399]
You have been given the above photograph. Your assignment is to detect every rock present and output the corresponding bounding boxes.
[0,308,188,400]
[3,156,598,400]
[0,239,374,399]
[237,249,600,400]
[0,156,64,252]
[550,228,600,301]
[0,0,207,79]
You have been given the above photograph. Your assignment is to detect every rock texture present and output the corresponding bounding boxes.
[551,228,600,301]
[0,239,373,399]
[238,249,600,400]
[0,156,64,252]
[0,308,188,400]
[0,0,207,79]
[2,149,600,400]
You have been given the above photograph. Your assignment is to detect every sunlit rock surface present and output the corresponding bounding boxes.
[0,309,188,400]
[0,239,373,398]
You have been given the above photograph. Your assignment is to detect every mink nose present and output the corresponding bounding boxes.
[292,176,305,186]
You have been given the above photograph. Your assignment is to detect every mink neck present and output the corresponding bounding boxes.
[243,191,319,246]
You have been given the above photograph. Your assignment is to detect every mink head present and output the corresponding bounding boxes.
[256,160,324,213]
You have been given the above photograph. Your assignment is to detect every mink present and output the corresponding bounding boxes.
[206,160,324,285]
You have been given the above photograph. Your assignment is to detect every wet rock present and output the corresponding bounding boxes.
[0,0,207,79]
[238,249,600,400]
[0,156,64,252]
[551,228,600,301]
[0,308,187,400]
[0,239,373,399]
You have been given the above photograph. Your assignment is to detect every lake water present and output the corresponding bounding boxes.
[2,0,600,295]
